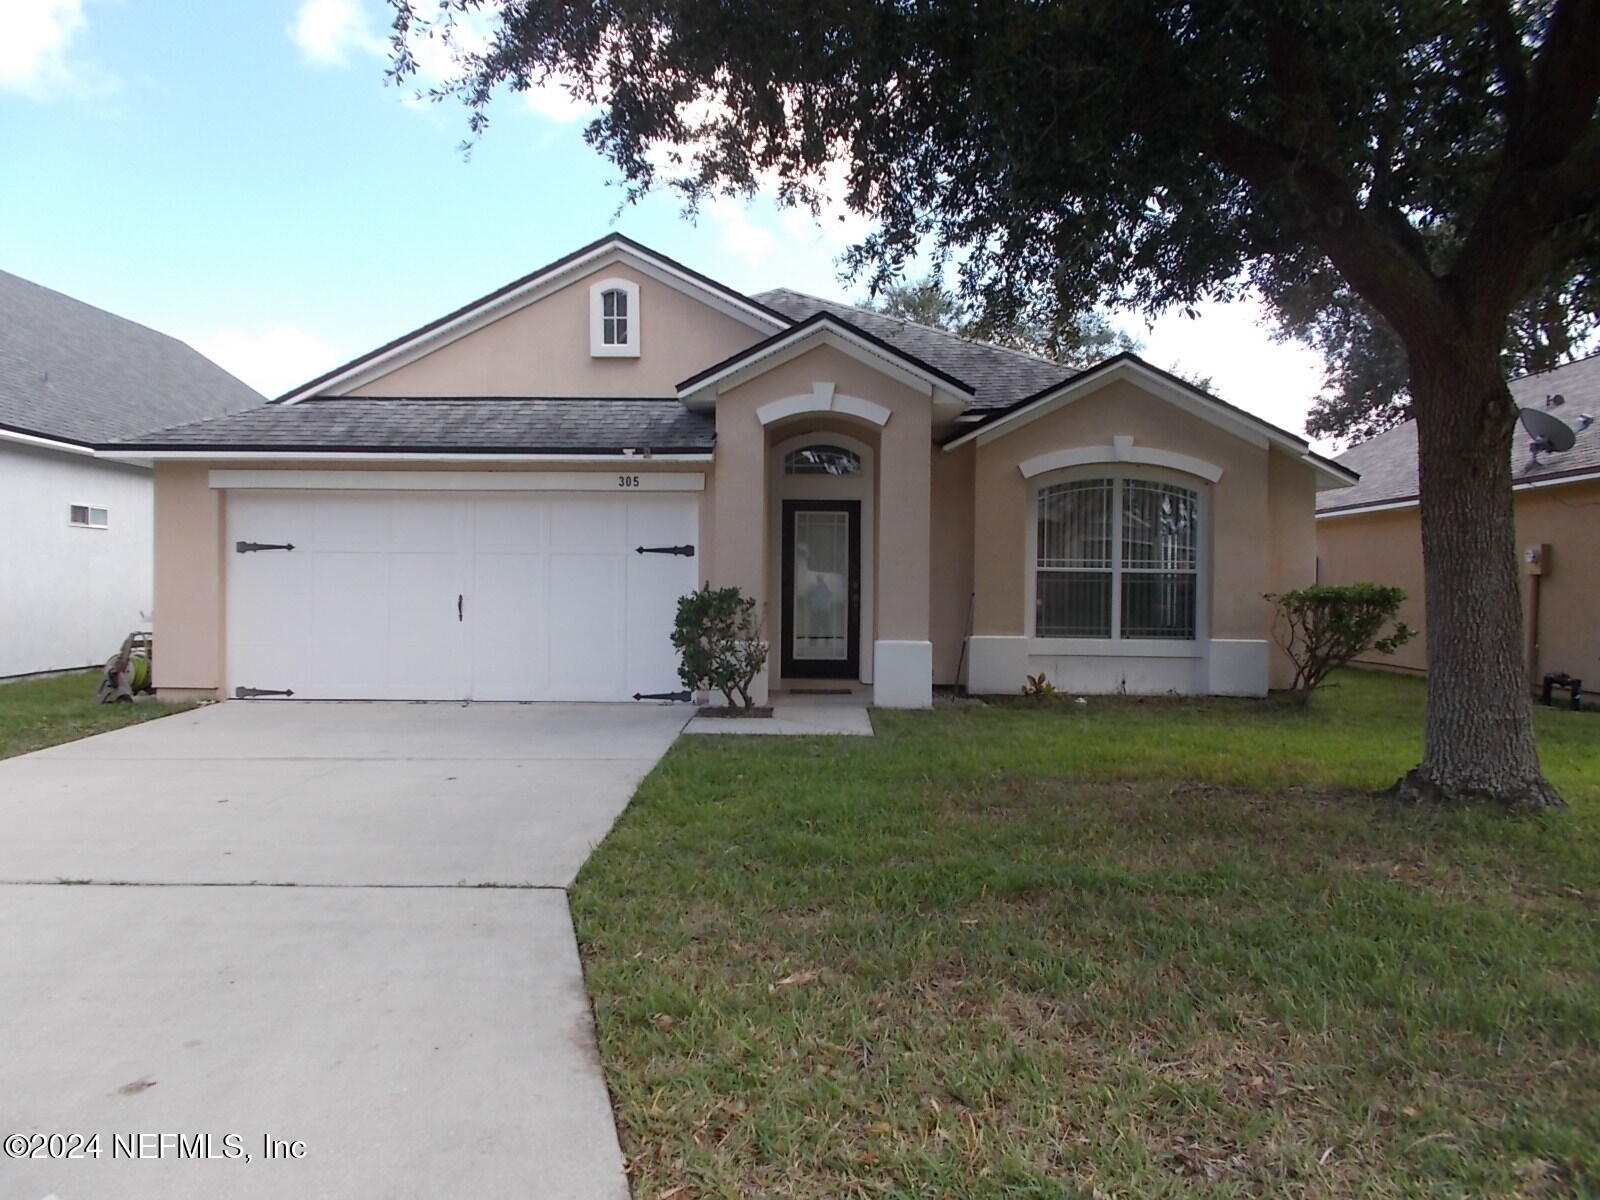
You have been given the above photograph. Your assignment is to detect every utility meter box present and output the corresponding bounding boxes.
[1524,543,1552,576]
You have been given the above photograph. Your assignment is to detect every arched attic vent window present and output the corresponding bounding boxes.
[590,278,640,357]
[784,444,862,476]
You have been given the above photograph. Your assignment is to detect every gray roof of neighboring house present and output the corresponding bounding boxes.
[115,397,716,453]
[754,288,1074,412]
[1318,352,1600,513]
[0,269,263,445]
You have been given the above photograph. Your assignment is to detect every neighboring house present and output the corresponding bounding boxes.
[0,271,262,679]
[1317,352,1600,688]
[101,235,1354,707]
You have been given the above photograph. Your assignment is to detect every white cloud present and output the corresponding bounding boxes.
[194,327,345,398]
[1138,298,1329,447]
[0,0,86,97]
[289,0,387,66]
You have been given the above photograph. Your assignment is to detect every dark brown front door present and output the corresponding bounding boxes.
[780,499,861,679]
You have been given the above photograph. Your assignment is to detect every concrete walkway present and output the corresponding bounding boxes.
[682,693,875,736]
[0,700,689,1200]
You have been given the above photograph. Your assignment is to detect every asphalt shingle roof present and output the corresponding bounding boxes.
[753,288,1074,412]
[0,269,263,444]
[117,397,716,453]
[1318,352,1600,512]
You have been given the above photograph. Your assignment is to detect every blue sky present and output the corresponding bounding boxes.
[2,0,1331,441]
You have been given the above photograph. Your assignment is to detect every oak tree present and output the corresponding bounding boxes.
[393,0,1600,807]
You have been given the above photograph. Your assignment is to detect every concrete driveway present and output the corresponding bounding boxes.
[0,701,688,1200]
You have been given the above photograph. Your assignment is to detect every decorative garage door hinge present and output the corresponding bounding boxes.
[235,541,296,553]
[234,686,296,699]
[633,690,692,702]
[634,544,695,557]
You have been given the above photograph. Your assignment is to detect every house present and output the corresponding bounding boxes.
[1317,352,1600,690]
[0,270,263,679]
[101,235,1354,707]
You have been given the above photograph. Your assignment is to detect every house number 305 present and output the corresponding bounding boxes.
[618,475,641,487]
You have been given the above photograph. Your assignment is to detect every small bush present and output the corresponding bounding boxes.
[672,584,768,709]
[1267,582,1415,700]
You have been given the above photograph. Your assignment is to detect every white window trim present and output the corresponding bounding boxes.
[1026,463,1210,648]
[69,504,109,529]
[589,277,640,357]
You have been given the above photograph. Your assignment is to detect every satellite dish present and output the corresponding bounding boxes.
[1520,406,1577,454]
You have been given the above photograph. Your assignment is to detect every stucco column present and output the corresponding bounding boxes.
[873,400,933,706]
[965,438,1031,693]
[711,402,770,703]
[152,462,226,698]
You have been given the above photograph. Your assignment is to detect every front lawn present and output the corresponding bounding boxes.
[572,670,1599,1197]
[0,670,196,759]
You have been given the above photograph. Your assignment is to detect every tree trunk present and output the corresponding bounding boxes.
[1394,340,1564,809]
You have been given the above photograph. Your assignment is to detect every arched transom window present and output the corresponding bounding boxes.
[1036,474,1199,640]
[783,444,862,476]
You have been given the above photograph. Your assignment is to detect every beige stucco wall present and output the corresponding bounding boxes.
[1317,477,1600,684]
[149,459,712,697]
[970,378,1281,641]
[930,441,975,685]
[350,261,763,397]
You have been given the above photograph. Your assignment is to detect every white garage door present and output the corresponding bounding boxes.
[226,491,697,701]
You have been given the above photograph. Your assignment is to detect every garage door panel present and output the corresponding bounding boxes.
[625,499,698,697]
[311,495,391,550]
[389,495,470,550]
[385,551,471,699]
[548,554,625,699]
[305,553,393,697]
[473,497,548,551]
[471,552,548,701]
[549,497,624,550]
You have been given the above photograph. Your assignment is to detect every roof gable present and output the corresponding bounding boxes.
[943,353,1356,489]
[676,311,976,412]
[754,288,1072,412]
[278,234,791,404]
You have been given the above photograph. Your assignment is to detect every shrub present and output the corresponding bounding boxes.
[1267,583,1415,700]
[672,584,768,709]
[1022,672,1058,697]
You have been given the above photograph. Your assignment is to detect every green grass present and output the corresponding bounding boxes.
[0,670,196,759]
[571,670,1600,1198]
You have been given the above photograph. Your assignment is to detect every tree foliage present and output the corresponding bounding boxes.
[1268,584,1416,700]
[671,585,767,710]
[865,273,1139,367]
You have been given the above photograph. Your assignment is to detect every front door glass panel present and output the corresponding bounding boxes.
[791,509,850,661]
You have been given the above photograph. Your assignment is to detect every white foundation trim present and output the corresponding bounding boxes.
[756,381,891,427]
[1206,639,1270,696]
[965,636,1030,695]
[207,469,705,491]
[1018,437,1224,483]
[872,640,933,708]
